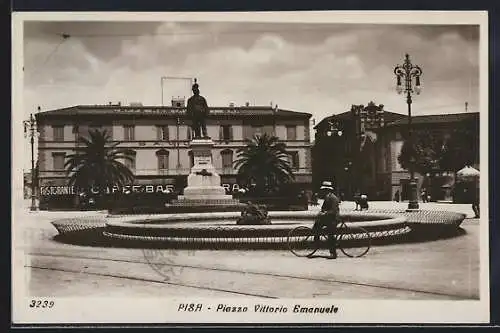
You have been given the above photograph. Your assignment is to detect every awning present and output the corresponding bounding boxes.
[456,166,480,180]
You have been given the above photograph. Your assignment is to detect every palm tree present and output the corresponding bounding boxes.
[233,133,294,195]
[65,129,135,193]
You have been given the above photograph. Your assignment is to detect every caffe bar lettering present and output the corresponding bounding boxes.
[40,184,175,196]
[41,183,243,197]
[222,183,241,192]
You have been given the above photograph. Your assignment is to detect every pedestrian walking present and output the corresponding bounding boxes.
[354,191,361,210]
[421,189,427,203]
[472,185,480,218]
[394,190,400,202]
[311,192,319,206]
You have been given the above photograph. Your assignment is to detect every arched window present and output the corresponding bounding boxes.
[156,149,169,170]
[123,149,136,170]
[221,149,234,170]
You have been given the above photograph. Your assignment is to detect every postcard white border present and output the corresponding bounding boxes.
[12,10,490,324]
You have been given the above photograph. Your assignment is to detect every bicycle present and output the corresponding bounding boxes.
[287,217,371,258]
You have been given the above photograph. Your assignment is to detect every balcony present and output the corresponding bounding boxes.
[38,167,310,179]
[133,168,190,176]
[38,171,68,178]
[133,167,239,176]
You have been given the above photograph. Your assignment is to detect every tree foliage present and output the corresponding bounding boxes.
[440,121,479,172]
[398,120,479,175]
[233,133,294,195]
[398,130,445,175]
[65,129,135,191]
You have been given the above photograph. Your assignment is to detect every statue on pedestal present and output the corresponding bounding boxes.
[186,78,209,139]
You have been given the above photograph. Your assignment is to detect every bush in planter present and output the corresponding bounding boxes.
[236,202,271,225]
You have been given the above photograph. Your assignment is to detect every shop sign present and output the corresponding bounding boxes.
[40,184,175,196]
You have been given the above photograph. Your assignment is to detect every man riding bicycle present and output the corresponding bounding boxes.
[313,181,340,259]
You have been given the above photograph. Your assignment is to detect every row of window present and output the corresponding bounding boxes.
[51,124,299,141]
[50,150,300,171]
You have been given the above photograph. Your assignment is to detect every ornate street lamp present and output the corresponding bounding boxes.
[394,53,423,210]
[24,107,40,211]
[324,118,343,195]
[326,119,343,137]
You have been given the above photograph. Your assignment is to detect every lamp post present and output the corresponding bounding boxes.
[344,160,353,199]
[24,107,40,211]
[326,119,343,138]
[325,119,343,195]
[273,104,278,137]
[394,53,423,211]
[160,76,194,171]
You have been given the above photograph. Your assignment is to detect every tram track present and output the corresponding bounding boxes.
[27,265,276,298]
[26,252,466,299]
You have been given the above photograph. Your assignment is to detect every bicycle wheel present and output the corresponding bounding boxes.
[339,226,371,258]
[287,226,318,257]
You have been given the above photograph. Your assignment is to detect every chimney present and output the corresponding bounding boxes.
[245,102,250,107]
[229,102,235,108]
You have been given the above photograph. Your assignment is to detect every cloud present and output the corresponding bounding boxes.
[23,22,479,121]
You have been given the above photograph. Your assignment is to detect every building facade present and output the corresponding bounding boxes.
[35,100,312,205]
[312,101,479,202]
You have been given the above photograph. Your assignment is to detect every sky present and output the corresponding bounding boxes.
[21,20,480,169]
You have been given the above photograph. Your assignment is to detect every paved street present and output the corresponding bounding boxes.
[15,201,481,300]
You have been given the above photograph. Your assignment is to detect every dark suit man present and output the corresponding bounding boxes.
[186,80,209,139]
[313,181,340,259]
[472,185,480,218]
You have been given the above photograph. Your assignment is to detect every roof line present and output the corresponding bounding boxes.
[36,104,312,118]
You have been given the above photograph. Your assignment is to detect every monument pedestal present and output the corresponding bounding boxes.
[171,139,241,208]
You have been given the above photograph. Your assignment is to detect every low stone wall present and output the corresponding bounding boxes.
[50,209,466,249]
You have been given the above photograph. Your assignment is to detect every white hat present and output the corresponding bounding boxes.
[320,181,334,190]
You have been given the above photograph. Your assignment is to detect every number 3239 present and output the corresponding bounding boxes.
[29,300,54,308]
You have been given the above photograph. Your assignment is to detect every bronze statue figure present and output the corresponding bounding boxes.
[186,78,209,139]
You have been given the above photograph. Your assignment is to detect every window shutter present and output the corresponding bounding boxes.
[229,126,233,140]
[156,126,161,140]
[219,126,223,140]
[165,126,169,141]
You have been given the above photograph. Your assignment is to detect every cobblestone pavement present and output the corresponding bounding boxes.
[14,201,482,300]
